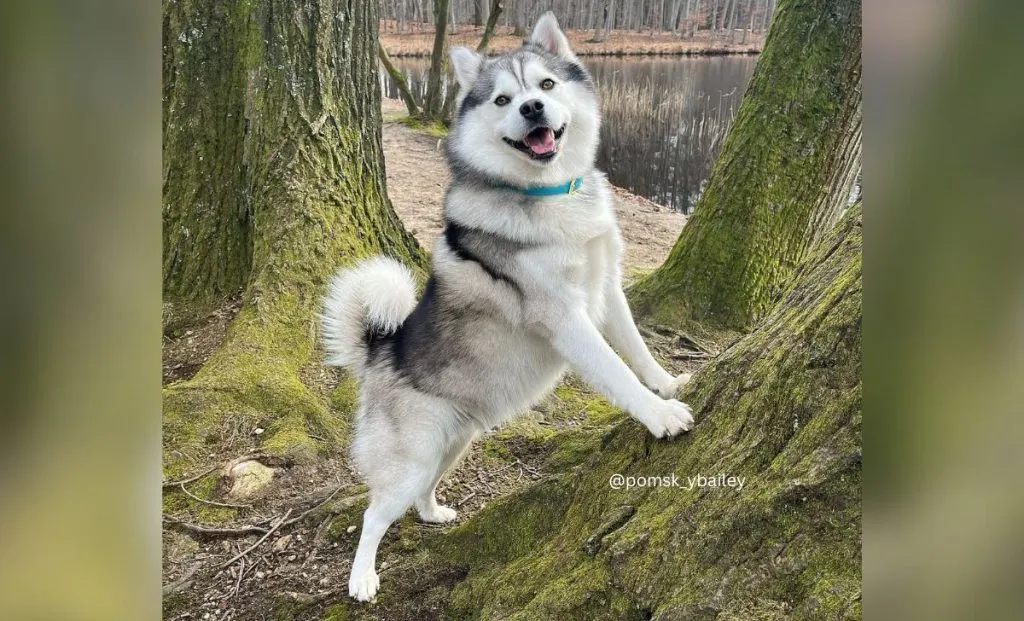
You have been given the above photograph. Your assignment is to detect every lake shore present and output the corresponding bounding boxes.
[380,99,688,275]
[381,24,763,57]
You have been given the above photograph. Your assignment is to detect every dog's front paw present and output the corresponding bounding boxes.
[640,398,694,438]
[420,504,458,523]
[649,372,693,399]
[349,569,380,601]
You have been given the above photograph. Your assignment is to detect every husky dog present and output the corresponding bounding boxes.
[322,13,693,602]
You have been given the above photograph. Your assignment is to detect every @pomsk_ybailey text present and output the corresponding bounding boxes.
[608,473,747,491]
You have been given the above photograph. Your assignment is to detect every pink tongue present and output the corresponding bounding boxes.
[524,128,555,155]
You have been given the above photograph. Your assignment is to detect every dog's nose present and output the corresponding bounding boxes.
[519,99,544,120]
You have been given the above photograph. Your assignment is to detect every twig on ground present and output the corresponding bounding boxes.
[281,484,349,528]
[241,554,265,581]
[230,557,245,598]
[180,482,252,509]
[162,466,216,488]
[220,509,292,569]
[162,563,200,596]
[163,517,269,536]
[475,469,498,494]
[514,458,541,476]
[456,491,476,506]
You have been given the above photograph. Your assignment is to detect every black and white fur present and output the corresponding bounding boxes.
[322,13,693,602]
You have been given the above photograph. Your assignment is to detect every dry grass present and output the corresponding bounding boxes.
[599,78,739,160]
[380,23,763,57]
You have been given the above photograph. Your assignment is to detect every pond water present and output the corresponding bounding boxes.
[381,55,757,214]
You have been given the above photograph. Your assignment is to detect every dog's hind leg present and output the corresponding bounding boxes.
[349,493,407,602]
[415,429,476,523]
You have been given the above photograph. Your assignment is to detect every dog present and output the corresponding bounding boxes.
[321,12,693,602]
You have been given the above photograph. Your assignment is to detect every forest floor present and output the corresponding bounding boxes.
[380,23,764,57]
[160,101,700,621]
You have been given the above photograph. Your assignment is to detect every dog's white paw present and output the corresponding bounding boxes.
[420,504,458,523]
[349,569,380,601]
[650,372,693,399]
[641,398,694,438]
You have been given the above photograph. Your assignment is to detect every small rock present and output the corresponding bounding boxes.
[319,577,330,586]
[253,427,264,435]
[288,554,297,561]
[346,525,356,534]
[272,534,293,553]
[225,460,274,500]
[255,571,265,579]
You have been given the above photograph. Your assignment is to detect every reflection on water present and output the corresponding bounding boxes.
[380,56,756,213]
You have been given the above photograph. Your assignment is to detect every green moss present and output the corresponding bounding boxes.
[325,494,369,542]
[162,473,237,523]
[396,115,449,138]
[330,373,360,416]
[545,428,605,471]
[479,436,515,462]
[549,376,624,426]
[319,603,351,621]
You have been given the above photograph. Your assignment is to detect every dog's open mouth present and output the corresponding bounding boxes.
[503,125,566,161]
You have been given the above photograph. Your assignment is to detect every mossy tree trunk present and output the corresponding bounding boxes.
[421,205,862,620]
[629,0,862,333]
[162,0,424,480]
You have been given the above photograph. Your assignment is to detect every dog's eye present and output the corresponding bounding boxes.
[494,95,510,106]
[540,79,555,90]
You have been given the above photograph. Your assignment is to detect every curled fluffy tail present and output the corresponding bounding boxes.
[321,257,417,373]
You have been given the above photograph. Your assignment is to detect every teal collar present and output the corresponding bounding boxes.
[518,177,585,197]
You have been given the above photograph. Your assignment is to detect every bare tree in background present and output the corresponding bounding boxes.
[423,0,451,118]
[378,0,777,37]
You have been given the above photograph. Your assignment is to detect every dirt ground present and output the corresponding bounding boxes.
[381,23,764,57]
[380,98,687,276]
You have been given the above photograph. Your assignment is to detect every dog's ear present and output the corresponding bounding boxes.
[530,12,574,60]
[449,46,483,90]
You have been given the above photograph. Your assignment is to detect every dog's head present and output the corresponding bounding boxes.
[446,12,599,188]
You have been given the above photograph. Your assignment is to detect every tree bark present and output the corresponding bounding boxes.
[163,0,256,306]
[424,0,452,119]
[630,0,862,333]
[162,0,425,478]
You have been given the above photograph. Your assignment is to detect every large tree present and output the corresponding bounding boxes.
[162,0,424,478]
[629,0,861,333]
